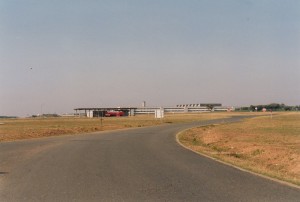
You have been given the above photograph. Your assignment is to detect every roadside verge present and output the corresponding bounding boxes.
[176,113,300,189]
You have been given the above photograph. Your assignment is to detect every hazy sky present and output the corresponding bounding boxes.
[1,0,299,116]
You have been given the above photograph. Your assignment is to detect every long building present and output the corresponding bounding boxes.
[74,104,233,118]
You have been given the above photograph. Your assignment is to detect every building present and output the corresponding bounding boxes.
[74,103,232,118]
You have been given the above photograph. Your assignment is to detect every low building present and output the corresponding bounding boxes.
[74,103,232,118]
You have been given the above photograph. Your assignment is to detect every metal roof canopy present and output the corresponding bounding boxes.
[74,107,137,111]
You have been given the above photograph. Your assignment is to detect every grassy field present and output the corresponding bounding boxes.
[0,112,244,142]
[2,111,298,185]
[178,112,300,186]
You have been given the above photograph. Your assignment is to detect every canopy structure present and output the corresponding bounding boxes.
[74,105,231,118]
[74,107,137,117]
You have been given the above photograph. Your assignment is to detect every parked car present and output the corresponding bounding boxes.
[105,111,124,117]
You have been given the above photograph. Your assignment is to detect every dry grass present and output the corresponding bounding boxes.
[0,112,245,142]
[179,112,300,186]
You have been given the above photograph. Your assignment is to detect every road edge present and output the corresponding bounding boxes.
[175,127,300,190]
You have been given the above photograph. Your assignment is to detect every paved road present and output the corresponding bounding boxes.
[0,116,299,201]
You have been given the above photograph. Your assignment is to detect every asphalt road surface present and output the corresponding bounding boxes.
[0,116,299,201]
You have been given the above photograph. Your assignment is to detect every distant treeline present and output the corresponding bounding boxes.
[0,116,17,119]
[31,114,60,118]
[238,103,299,111]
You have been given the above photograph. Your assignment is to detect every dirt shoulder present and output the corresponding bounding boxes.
[178,112,300,186]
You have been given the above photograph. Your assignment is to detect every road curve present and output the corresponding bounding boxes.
[0,116,299,201]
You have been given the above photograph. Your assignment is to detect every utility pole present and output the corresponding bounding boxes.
[100,111,103,127]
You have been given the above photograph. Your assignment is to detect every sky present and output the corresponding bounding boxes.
[0,0,299,116]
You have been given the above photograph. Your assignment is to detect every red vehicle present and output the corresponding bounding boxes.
[105,111,124,117]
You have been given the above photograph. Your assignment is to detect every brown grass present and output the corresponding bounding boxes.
[179,112,300,186]
[0,112,246,142]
